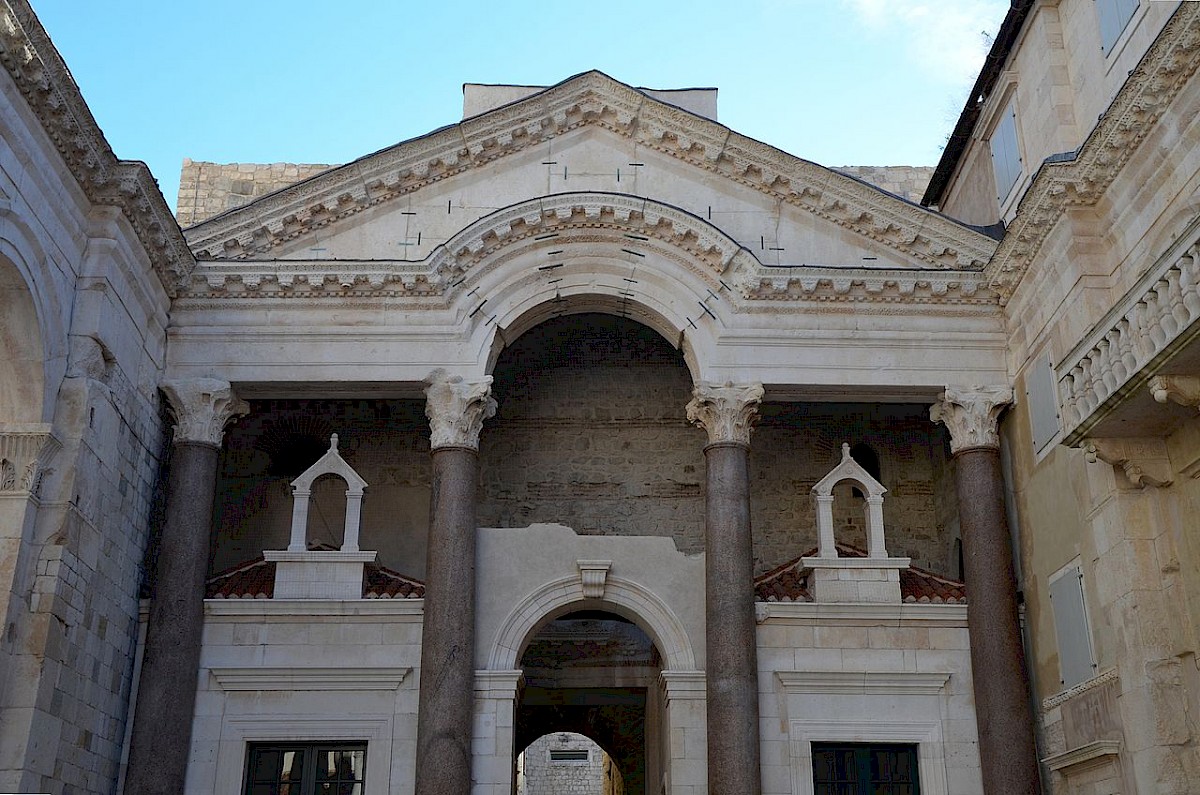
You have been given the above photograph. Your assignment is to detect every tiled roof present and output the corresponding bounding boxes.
[206,550,425,599]
[754,544,967,604]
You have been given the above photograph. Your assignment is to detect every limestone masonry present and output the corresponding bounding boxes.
[2,2,1199,794]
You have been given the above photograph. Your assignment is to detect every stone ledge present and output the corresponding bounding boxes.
[204,598,424,619]
[776,670,951,695]
[210,666,409,691]
[1042,740,1122,773]
[756,601,967,626]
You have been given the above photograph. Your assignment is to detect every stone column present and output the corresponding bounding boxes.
[415,372,496,795]
[931,385,1040,795]
[686,381,764,795]
[124,379,247,795]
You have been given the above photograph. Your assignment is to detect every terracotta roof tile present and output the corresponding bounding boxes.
[206,549,424,599]
[754,543,967,604]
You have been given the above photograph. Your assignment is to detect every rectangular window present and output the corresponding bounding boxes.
[989,100,1022,202]
[1096,0,1139,54]
[1049,560,1098,688]
[245,743,366,795]
[812,743,920,795]
[550,749,589,763]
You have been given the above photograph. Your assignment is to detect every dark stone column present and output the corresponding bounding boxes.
[415,372,496,795]
[125,379,247,795]
[932,386,1041,795]
[687,382,764,795]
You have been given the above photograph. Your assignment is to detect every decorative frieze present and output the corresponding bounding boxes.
[1059,231,1200,441]
[159,378,249,448]
[685,381,764,446]
[0,424,60,495]
[424,370,497,451]
[929,385,1013,454]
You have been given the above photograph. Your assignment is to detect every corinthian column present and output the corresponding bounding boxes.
[125,379,247,795]
[686,381,764,795]
[415,372,496,795]
[930,385,1040,795]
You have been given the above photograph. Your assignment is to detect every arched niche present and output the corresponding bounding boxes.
[0,253,47,425]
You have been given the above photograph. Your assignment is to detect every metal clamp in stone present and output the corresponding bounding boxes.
[424,369,497,451]
[929,385,1013,454]
[160,378,249,448]
[685,381,764,447]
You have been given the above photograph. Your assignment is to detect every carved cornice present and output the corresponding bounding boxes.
[686,381,764,447]
[930,385,1013,454]
[1059,226,1200,443]
[424,370,496,451]
[183,72,995,271]
[160,378,249,448]
[988,3,1200,301]
[0,1,195,295]
[178,193,1000,315]
[1083,437,1174,488]
[0,423,60,495]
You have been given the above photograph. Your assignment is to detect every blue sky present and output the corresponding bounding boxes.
[33,1,1008,214]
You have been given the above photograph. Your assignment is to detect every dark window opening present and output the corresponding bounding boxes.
[849,442,882,499]
[245,742,366,795]
[812,743,920,795]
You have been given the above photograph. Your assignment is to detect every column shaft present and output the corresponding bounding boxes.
[124,442,219,795]
[954,447,1040,795]
[704,442,761,795]
[415,446,479,795]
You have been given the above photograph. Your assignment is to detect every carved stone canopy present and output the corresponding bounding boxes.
[160,378,249,448]
[424,370,497,451]
[686,381,765,447]
[930,385,1014,454]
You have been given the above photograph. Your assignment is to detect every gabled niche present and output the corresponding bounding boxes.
[802,443,910,603]
[264,434,377,599]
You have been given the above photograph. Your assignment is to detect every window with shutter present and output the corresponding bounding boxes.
[1048,560,1098,688]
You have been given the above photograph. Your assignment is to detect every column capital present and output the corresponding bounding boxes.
[930,385,1013,454]
[0,423,61,495]
[160,378,248,448]
[424,370,497,451]
[686,381,764,447]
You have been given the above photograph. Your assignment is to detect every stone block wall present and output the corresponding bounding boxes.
[518,732,623,795]
[176,159,334,226]
[833,166,934,204]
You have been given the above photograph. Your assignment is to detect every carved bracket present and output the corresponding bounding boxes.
[1148,375,1200,410]
[576,560,612,599]
[686,381,764,446]
[1083,437,1174,488]
[425,370,497,451]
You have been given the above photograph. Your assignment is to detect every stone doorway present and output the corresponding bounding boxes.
[514,610,662,795]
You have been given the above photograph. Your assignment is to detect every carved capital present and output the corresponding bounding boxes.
[930,385,1013,454]
[686,381,764,446]
[160,378,249,447]
[1148,375,1200,410]
[1083,437,1174,488]
[0,424,61,495]
[424,370,497,451]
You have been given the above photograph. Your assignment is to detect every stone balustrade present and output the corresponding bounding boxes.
[1059,228,1200,441]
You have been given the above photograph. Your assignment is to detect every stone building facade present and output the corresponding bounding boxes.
[0,1,1197,794]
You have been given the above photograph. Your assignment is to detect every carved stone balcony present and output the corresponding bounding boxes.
[1059,224,1200,445]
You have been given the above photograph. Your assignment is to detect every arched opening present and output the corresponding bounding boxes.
[0,255,45,424]
[478,313,706,551]
[517,732,624,795]
[515,610,661,795]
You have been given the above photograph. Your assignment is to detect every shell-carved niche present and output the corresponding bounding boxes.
[264,433,377,600]
[802,443,910,603]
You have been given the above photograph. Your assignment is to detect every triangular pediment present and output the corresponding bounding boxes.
[183,71,996,273]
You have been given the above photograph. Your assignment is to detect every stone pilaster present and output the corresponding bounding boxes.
[931,385,1041,795]
[124,379,247,795]
[686,381,764,795]
[415,371,496,795]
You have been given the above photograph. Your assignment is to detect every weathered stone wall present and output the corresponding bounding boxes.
[518,733,623,795]
[176,159,333,226]
[211,399,431,578]
[833,166,934,204]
